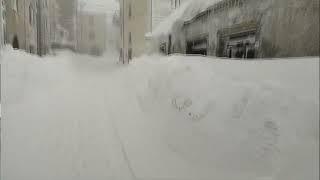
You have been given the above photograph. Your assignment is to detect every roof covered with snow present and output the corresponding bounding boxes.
[152,0,223,37]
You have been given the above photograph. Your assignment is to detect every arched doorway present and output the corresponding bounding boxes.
[12,35,19,49]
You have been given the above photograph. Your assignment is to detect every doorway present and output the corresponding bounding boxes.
[12,35,19,49]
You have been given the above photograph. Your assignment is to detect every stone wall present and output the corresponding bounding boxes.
[5,0,38,53]
[260,0,319,57]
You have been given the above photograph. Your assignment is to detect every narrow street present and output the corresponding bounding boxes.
[1,48,319,180]
[1,0,319,179]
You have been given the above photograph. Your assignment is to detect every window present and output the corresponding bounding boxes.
[231,0,235,7]
[29,45,34,54]
[33,10,36,26]
[89,31,95,41]
[129,3,132,19]
[129,32,132,46]
[13,0,18,11]
[29,5,33,25]
[89,16,94,26]
[2,0,6,21]
[128,48,132,60]
[239,0,243,6]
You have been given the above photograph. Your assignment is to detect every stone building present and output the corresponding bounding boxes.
[37,0,51,56]
[152,0,172,31]
[5,0,39,53]
[77,12,106,56]
[0,0,6,47]
[154,0,319,58]
[48,0,62,47]
[55,0,77,50]
[120,0,152,63]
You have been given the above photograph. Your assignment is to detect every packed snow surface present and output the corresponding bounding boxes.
[1,47,319,180]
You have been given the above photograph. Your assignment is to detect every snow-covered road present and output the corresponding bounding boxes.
[1,48,319,180]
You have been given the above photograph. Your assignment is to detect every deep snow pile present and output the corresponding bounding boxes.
[1,47,319,180]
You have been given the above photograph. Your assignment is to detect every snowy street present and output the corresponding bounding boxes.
[1,48,319,180]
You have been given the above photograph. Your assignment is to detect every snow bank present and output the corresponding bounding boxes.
[1,48,319,180]
[117,55,319,180]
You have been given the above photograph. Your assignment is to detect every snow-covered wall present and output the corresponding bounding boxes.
[260,0,319,57]
[155,0,319,57]
[184,0,319,57]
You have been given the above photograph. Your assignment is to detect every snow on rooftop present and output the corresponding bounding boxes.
[152,0,192,37]
[152,0,223,37]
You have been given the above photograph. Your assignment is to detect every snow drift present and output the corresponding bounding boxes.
[1,47,319,180]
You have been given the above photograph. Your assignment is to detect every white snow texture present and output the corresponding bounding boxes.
[1,47,319,180]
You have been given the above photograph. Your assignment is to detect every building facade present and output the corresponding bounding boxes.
[120,0,152,63]
[55,0,77,50]
[5,0,38,53]
[152,0,172,31]
[77,12,106,56]
[37,0,51,56]
[0,0,6,47]
[48,0,60,46]
[154,0,319,58]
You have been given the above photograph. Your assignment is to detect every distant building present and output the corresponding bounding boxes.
[55,0,77,50]
[77,12,106,56]
[5,0,39,54]
[48,0,72,52]
[120,0,152,63]
[152,0,172,31]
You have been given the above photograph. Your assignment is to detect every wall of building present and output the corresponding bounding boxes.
[152,0,172,31]
[259,0,319,57]
[120,0,151,62]
[55,0,76,48]
[77,12,106,56]
[37,0,51,55]
[48,0,60,45]
[166,0,319,58]
[0,0,5,47]
[5,0,38,53]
